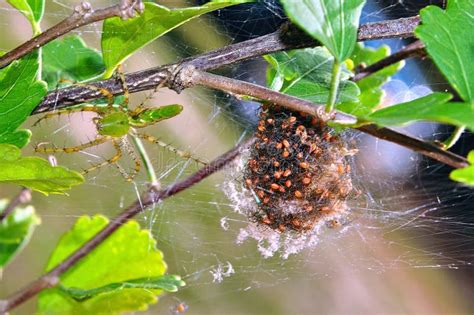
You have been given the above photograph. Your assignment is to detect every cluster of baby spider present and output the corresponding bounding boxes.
[243,104,355,233]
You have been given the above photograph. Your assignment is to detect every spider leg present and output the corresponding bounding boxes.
[130,68,172,115]
[59,78,115,109]
[135,132,207,165]
[33,106,104,126]
[114,137,141,182]
[82,139,123,176]
[35,136,111,154]
[116,65,130,109]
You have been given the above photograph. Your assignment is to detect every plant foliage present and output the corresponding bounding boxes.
[38,215,183,315]
[0,144,83,195]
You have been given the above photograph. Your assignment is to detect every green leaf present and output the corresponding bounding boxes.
[102,0,251,77]
[0,51,47,148]
[7,0,44,33]
[0,199,40,270]
[337,43,404,116]
[366,93,474,130]
[42,36,106,89]
[281,0,366,62]
[59,275,185,302]
[0,144,84,195]
[284,79,359,104]
[450,151,474,186]
[265,47,360,103]
[415,0,474,103]
[38,215,182,315]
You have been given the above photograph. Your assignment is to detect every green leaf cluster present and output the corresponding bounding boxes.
[415,0,474,103]
[337,43,404,116]
[38,215,184,315]
[281,0,366,62]
[0,199,40,270]
[280,0,366,111]
[362,0,474,132]
[265,47,360,103]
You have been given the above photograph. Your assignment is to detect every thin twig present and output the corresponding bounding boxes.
[0,3,116,69]
[353,40,426,81]
[0,138,251,313]
[0,188,32,222]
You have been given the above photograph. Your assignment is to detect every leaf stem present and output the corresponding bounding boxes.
[442,126,465,149]
[130,135,158,187]
[32,22,41,37]
[326,60,342,112]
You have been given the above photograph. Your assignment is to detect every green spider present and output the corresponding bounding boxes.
[34,75,205,181]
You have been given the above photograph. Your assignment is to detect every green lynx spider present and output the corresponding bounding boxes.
[35,71,205,181]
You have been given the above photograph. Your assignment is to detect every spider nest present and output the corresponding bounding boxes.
[243,104,356,233]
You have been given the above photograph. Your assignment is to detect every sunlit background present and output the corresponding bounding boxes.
[1,1,473,314]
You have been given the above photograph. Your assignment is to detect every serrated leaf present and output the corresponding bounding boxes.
[59,275,185,302]
[7,0,44,33]
[281,0,366,62]
[0,144,84,195]
[338,43,404,116]
[0,199,40,270]
[450,151,474,186]
[102,0,251,77]
[415,0,474,103]
[38,215,181,315]
[42,36,106,89]
[366,92,474,130]
[0,51,47,148]
[265,47,360,103]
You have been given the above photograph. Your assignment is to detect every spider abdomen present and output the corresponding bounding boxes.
[130,104,183,127]
[97,111,130,137]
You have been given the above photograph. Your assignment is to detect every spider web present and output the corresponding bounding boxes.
[0,0,473,314]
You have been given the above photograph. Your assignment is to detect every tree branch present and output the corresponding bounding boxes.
[30,18,467,170]
[187,70,468,169]
[33,16,420,114]
[0,188,32,223]
[0,138,251,313]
